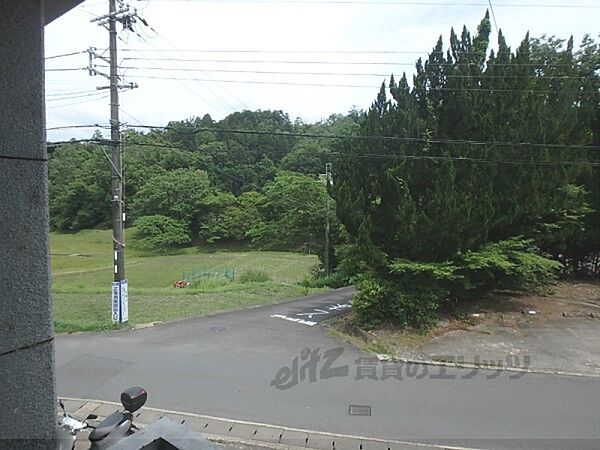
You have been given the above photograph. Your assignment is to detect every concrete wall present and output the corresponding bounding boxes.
[0,0,57,446]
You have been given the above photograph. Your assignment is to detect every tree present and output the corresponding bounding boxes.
[247,172,336,260]
[281,141,327,175]
[213,191,264,242]
[333,14,598,327]
[48,143,111,231]
[130,169,212,242]
[135,215,191,249]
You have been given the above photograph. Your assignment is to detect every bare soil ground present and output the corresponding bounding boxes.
[327,281,600,375]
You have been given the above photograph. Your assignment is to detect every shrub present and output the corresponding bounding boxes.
[239,269,271,283]
[353,237,562,330]
[299,271,348,289]
[454,238,562,298]
[353,275,439,330]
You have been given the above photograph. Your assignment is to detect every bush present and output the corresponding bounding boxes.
[299,271,348,289]
[353,276,439,330]
[239,269,271,283]
[453,238,562,299]
[353,237,562,330]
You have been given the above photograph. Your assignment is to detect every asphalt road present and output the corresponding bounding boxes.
[55,287,600,449]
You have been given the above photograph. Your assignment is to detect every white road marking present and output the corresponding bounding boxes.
[296,308,330,319]
[270,314,317,326]
[328,303,352,311]
[271,302,352,325]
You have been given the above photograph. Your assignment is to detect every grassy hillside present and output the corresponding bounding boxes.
[51,229,322,333]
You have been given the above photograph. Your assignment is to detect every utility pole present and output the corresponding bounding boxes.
[108,0,125,282]
[89,1,141,322]
[324,162,332,277]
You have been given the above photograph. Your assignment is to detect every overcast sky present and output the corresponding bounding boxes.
[45,0,599,141]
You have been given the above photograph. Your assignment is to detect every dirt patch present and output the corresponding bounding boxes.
[452,281,600,325]
[326,281,600,375]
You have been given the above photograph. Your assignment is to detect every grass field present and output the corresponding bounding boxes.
[51,229,323,333]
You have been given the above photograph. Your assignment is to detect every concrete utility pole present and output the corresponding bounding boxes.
[324,162,332,277]
[89,0,142,323]
[108,0,125,281]
[90,0,139,282]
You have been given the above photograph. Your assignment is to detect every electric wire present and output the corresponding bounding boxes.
[142,0,600,8]
[123,74,598,93]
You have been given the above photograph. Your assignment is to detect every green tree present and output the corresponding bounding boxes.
[281,141,327,175]
[333,14,598,328]
[130,169,212,242]
[135,215,191,249]
[48,143,111,231]
[248,172,333,255]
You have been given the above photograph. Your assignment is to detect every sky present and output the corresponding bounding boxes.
[45,0,600,141]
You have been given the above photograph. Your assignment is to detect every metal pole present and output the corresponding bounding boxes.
[109,0,125,282]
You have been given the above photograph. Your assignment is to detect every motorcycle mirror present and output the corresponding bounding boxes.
[86,414,98,420]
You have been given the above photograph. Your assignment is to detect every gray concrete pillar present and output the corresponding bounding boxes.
[0,0,57,447]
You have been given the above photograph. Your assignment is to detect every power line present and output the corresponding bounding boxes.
[46,138,598,167]
[46,89,101,97]
[129,124,252,184]
[46,136,247,182]
[118,66,596,80]
[46,94,110,109]
[46,124,109,131]
[46,91,115,102]
[123,124,600,151]
[119,48,507,55]
[124,74,597,93]
[142,0,600,8]
[141,25,249,112]
[128,74,376,88]
[46,122,600,151]
[46,138,112,148]
[488,1,499,32]
[78,0,107,8]
[44,67,87,72]
[45,50,86,60]
[121,42,233,116]
[112,140,600,168]
[122,12,246,114]
[121,57,582,67]
[46,80,96,85]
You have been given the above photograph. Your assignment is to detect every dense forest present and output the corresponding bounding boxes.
[49,14,599,328]
[49,110,358,257]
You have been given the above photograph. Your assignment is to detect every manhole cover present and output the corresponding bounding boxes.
[349,405,371,416]
[209,325,227,332]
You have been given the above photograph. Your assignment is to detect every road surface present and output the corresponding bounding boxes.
[55,287,600,449]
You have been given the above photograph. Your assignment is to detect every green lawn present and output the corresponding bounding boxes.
[51,229,323,333]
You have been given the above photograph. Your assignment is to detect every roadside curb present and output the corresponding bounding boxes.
[62,397,480,450]
[392,356,600,378]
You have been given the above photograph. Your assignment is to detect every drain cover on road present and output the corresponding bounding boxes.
[348,405,371,416]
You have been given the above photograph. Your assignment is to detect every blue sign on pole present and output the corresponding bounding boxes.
[112,281,120,323]
[111,280,129,324]
[120,279,128,322]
